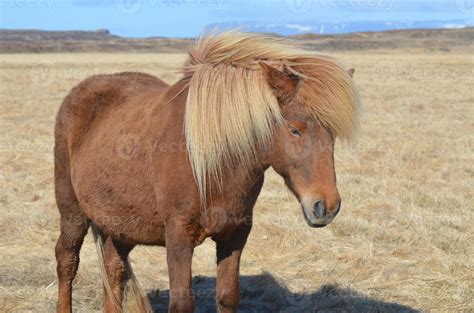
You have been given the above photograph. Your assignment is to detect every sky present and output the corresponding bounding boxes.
[0,0,473,37]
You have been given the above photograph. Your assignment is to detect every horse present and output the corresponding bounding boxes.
[53,31,360,313]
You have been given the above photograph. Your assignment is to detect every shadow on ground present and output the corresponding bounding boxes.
[147,272,419,313]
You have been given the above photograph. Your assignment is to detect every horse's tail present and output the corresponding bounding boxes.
[91,224,153,313]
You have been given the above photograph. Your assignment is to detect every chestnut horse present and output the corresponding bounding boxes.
[54,31,360,313]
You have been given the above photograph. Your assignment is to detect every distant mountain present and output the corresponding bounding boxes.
[208,20,474,36]
[0,27,472,53]
[0,29,189,53]
[0,29,118,41]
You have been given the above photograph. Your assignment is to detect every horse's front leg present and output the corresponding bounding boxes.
[166,222,195,313]
[215,224,252,313]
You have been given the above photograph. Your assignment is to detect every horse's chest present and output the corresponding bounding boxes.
[200,205,251,238]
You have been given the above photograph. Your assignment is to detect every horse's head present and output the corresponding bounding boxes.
[260,62,356,228]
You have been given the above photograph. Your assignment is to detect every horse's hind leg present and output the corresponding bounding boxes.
[102,237,134,313]
[55,198,89,312]
[54,135,89,313]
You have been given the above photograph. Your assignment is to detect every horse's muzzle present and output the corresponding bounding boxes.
[302,200,341,228]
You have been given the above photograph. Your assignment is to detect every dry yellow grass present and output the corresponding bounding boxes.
[0,51,473,312]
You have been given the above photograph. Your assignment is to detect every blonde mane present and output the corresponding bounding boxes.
[183,31,361,201]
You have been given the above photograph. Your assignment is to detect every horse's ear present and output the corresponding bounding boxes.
[348,68,355,77]
[259,61,300,99]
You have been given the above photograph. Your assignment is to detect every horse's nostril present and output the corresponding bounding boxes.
[313,201,326,218]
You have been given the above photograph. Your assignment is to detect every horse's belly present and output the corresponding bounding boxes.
[71,140,167,246]
[88,203,166,246]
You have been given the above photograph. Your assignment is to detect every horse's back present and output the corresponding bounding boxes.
[55,72,168,153]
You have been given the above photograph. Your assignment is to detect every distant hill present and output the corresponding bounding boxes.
[0,29,190,53]
[0,27,472,53]
[290,27,474,51]
[0,29,119,41]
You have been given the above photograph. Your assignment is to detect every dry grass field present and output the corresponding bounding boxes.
[0,50,473,312]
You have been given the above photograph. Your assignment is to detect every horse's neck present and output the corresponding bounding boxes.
[206,152,270,211]
[158,78,270,207]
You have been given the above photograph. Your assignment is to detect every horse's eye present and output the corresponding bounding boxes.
[290,127,302,137]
